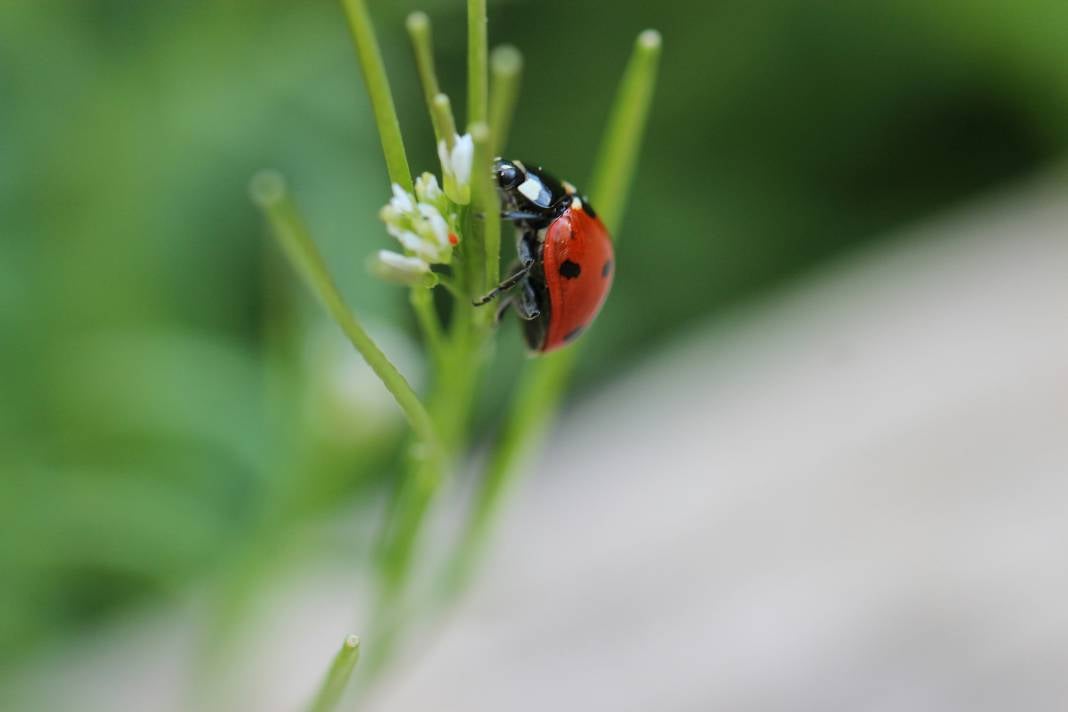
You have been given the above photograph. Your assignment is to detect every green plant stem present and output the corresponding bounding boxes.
[250,171,439,455]
[458,209,485,306]
[339,0,413,191]
[589,29,663,234]
[308,635,361,712]
[467,0,488,126]
[489,45,523,156]
[470,122,500,298]
[368,144,496,678]
[349,0,508,686]
[447,29,662,596]
[405,12,443,141]
[365,330,482,680]
[409,286,444,366]
[431,93,459,149]
[444,351,570,594]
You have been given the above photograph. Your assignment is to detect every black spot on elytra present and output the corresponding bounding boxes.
[602,259,613,278]
[559,260,581,279]
[564,326,585,343]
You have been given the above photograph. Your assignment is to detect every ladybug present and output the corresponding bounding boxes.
[475,158,614,353]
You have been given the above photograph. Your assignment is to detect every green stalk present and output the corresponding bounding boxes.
[405,12,444,142]
[590,29,663,235]
[307,635,361,712]
[447,30,662,595]
[362,0,496,670]
[470,121,500,297]
[431,93,459,150]
[489,45,523,156]
[409,286,444,366]
[443,352,569,595]
[339,0,413,191]
[467,0,488,126]
[250,171,439,455]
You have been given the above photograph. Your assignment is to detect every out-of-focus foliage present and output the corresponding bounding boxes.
[2,0,1066,668]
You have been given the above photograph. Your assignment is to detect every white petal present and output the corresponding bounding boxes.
[450,133,474,185]
[390,183,414,213]
[394,229,426,253]
[395,230,439,261]
[437,140,451,175]
[417,204,450,246]
[369,250,431,285]
[376,250,428,273]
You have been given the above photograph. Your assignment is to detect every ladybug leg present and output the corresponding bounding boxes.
[502,210,545,223]
[516,233,536,267]
[473,210,544,224]
[494,296,514,323]
[472,260,531,306]
[512,279,541,321]
[474,230,541,306]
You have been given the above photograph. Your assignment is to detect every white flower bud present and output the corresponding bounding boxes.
[415,172,444,204]
[367,250,437,286]
[437,133,474,204]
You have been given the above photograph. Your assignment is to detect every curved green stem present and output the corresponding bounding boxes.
[250,172,439,455]
[339,0,413,191]
[308,635,360,712]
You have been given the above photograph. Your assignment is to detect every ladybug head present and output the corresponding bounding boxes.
[493,159,523,191]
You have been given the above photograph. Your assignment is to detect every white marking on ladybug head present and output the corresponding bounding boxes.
[562,180,577,195]
[518,177,543,203]
[570,196,583,210]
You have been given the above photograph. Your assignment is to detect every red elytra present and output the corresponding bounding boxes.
[539,203,614,352]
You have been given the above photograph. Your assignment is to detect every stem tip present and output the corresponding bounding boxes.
[249,170,286,207]
[344,634,360,649]
[406,11,429,33]
[469,121,491,143]
[638,29,662,50]
[432,93,459,148]
[490,44,523,74]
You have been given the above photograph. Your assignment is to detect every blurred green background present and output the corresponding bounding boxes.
[2,0,1067,673]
